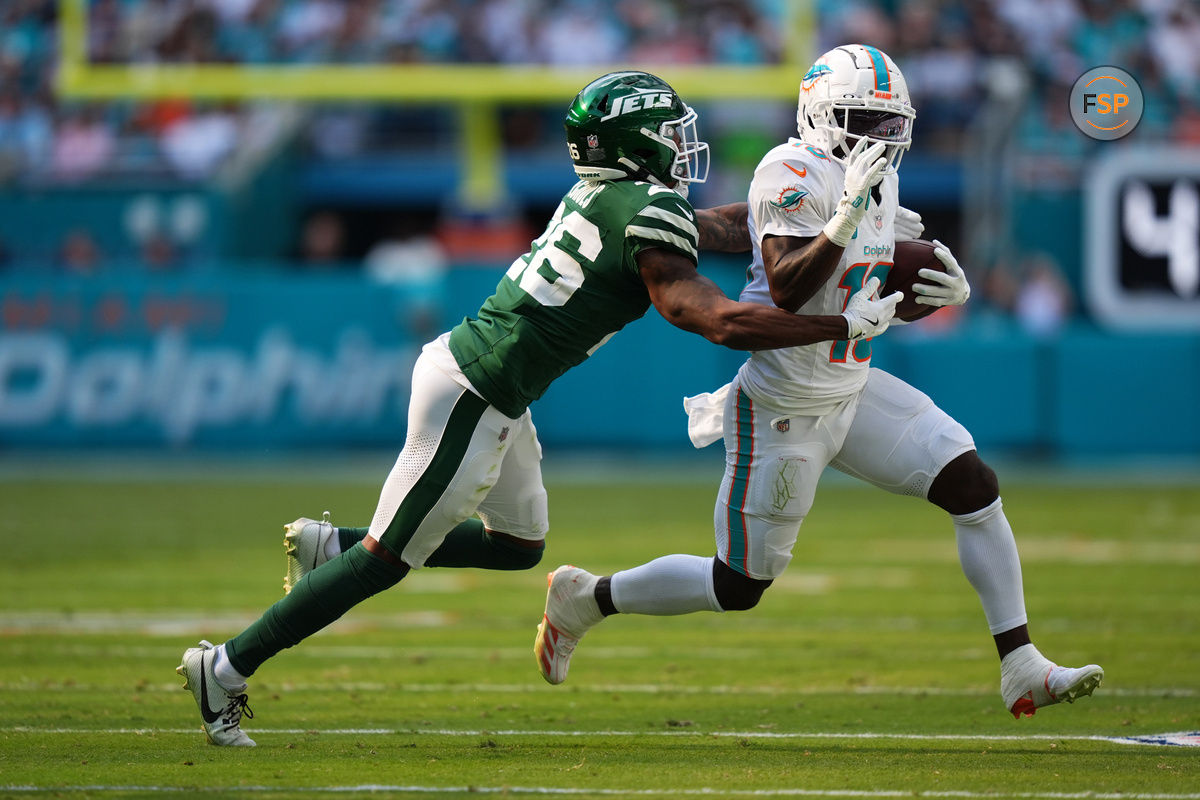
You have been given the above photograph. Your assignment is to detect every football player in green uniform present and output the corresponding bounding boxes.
[177,70,901,746]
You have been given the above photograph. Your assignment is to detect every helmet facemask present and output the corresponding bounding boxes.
[807,99,913,174]
[638,106,709,198]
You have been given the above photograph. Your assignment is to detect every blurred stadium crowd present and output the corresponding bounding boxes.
[823,0,1198,149]
[85,0,781,66]
[1,0,1198,329]
[2,0,783,184]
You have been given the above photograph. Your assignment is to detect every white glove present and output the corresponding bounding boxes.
[894,206,924,242]
[913,239,971,307]
[822,138,888,248]
[842,277,901,340]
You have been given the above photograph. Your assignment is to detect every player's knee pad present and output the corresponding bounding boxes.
[711,558,772,611]
[716,455,816,579]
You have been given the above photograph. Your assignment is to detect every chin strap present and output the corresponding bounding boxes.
[614,171,686,198]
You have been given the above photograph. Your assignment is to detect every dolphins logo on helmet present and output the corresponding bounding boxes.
[797,44,915,173]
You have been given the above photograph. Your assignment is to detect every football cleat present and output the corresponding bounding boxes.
[176,640,255,746]
[1001,643,1103,719]
[535,565,604,685]
[283,511,336,594]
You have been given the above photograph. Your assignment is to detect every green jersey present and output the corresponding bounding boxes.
[448,180,699,418]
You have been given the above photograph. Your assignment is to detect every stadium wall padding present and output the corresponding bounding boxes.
[1,267,1196,458]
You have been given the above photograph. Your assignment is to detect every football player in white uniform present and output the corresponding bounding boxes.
[536,45,1104,720]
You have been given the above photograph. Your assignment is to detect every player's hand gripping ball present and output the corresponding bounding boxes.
[883,238,969,321]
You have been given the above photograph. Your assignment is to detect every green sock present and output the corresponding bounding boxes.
[336,520,543,571]
[338,527,368,553]
[225,543,408,677]
[425,519,544,570]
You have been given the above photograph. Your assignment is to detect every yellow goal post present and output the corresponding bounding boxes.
[56,0,813,208]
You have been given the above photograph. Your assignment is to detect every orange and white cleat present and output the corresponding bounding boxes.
[534,565,604,685]
[1001,644,1103,718]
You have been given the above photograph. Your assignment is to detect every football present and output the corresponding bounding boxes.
[883,238,948,322]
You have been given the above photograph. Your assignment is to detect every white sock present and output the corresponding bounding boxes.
[212,643,250,689]
[324,529,342,561]
[953,497,1028,634]
[610,554,723,615]
[1001,642,1049,673]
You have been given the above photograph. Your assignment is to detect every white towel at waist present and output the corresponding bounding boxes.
[682,382,731,448]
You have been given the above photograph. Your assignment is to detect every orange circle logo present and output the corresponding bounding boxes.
[1070,66,1143,141]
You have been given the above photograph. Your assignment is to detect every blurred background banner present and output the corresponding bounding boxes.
[0,270,428,447]
[0,0,1197,458]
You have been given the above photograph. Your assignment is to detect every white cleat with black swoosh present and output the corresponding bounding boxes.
[176,640,255,746]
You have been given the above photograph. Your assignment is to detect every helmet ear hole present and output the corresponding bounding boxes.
[631,146,662,169]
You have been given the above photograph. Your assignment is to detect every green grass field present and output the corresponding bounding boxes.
[1,462,1198,799]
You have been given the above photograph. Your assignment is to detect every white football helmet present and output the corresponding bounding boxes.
[797,44,915,173]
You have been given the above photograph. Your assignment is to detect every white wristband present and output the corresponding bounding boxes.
[823,209,858,248]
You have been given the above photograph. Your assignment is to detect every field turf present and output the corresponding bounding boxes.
[1,461,1198,799]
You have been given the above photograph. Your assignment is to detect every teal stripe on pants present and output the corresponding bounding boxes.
[725,388,754,574]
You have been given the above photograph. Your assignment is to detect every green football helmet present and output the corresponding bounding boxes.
[564,71,709,197]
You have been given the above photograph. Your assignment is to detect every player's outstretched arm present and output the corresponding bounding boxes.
[638,248,895,349]
[696,203,750,252]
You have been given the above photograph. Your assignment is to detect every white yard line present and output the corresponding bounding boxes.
[0,680,1192,698]
[2,785,1200,798]
[3,726,1195,746]
[0,610,451,635]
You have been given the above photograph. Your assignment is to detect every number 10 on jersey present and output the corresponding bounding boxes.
[830,260,893,363]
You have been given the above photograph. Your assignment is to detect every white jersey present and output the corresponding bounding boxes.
[738,137,899,415]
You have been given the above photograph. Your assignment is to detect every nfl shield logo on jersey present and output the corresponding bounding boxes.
[774,419,790,433]
[874,213,884,230]
[499,426,509,443]
[587,134,599,148]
